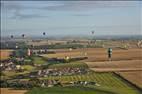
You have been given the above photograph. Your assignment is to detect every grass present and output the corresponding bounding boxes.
[2,71,16,79]
[2,71,30,80]
[35,62,140,94]
[2,65,34,80]
[42,51,82,59]
[26,86,117,94]
[48,62,88,69]
[37,72,140,94]
[2,55,140,94]
[22,65,35,71]
[33,56,46,65]
[3,71,141,94]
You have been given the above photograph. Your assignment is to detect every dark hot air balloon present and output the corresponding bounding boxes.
[10,35,14,39]
[22,34,25,38]
[91,31,94,35]
[43,32,46,36]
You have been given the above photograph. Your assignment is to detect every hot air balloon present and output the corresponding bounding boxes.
[91,31,94,35]
[91,30,96,44]
[10,35,14,39]
[43,32,46,36]
[43,32,47,40]
[22,34,25,38]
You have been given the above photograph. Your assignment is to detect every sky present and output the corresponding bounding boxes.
[1,1,142,37]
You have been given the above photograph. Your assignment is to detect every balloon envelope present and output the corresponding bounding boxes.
[43,32,46,35]
[91,31,94,34]
[22,34,25,38]
[11,35,14,38]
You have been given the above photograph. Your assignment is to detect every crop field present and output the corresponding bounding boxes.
[1,48,141,94]
[0,50,13,60]
[26,86,115,94]
[117,71,142,88]
[27,72,140,94]
[40,48,142,93]
[27,40,67,46]
[48,62,88,69]
[85,60,142,72]
[0,88,27,94]
[1,1,142,93]
[33,56,46,65]
[26,61,140,94]
[26,85,138,94]
[42,48,142,62]
[85,60,142,88]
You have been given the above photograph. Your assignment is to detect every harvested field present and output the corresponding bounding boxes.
[0,88,27,94]
[0,50,13,60]
[41,48,142,89]
[117,71,142,88]
[85,60,142,72]
[42,48,142,62]
[27,40,67,46]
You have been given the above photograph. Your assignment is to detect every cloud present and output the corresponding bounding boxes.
[10,12,47,20]
[72,14,92,17]
[1,1,48,19]
[41,1,140,11]
[1,1,140,19]
[8,8,47,19]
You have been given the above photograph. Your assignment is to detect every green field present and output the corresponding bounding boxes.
[48,62,88,69]
[25,60,141,94]
[22,65,35,71]
[26,72,140,94]
[2,56,140,94]
[33,56,46,65]
[26,86,117,94]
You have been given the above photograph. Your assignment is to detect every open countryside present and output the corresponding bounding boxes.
[1,1,142,94]
[1,40,142,94]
